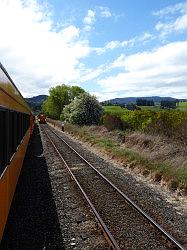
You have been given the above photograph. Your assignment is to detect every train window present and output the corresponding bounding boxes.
[0,109,8,176]
[13,112,18,152]
[26,114,30,130]
[9,111,14,157]
[0,109,30,177]
[21,113,24,139]
[17,112,22,144]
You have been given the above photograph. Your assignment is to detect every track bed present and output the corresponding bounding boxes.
[42,124,186,250]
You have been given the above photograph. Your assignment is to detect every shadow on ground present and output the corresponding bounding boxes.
[1,125,64,250]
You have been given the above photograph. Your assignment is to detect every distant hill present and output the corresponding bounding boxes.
[25,95,48,112]
[25,95,48,104]
[103,96,186,105]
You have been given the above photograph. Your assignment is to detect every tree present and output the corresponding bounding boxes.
[63,93,103,125]
[42,84,85,119]
[42,97,59,119]
[136,99,154,106]
[160,100,176,109]
[126,103,137,111]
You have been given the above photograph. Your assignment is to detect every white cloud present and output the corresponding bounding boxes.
[83,9,95,25]
[105,41,120,49]
[153,2,187,17]
[154,2,187,36]
[95,32,153,54]
[139,32,153,42]
[97,41,187,98]
[82,9,96,32]
[1,0,186,101]
[98,6,112,18]
[156,14,187,35]
[60,25,80,42]
[79,62,112,83]
[0,0,91,96]
[110,54,126,68]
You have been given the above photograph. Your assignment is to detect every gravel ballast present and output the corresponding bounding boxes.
[41,126,108,249]
[1,123,186,249]
[48,123,187,248]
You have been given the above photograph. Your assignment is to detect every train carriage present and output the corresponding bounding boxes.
[0,63,33,242]
[37,113,46,124]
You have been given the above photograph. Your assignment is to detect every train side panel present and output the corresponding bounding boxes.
[0,129,30,239]
[0,63,32,242]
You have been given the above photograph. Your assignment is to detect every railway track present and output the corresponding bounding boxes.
[41,124,185,250]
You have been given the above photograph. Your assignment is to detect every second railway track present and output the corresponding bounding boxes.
[41,124,185,250]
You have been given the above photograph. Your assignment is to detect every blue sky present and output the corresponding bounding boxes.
[0,0,187,100]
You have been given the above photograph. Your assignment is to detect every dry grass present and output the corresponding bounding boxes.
[62,123,187,192]
[85,126,187,169]
[123,132,187,169]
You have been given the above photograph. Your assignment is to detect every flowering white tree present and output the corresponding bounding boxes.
[63,93,103,125]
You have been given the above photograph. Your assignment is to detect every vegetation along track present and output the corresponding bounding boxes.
[41,124,185,250]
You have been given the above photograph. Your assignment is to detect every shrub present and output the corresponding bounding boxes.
[63,93,103,125]
[147,110,187,143]
[101,108,187,143]
[103,114,123,131]
[121,110,156,131]
[126,103,137,110]
[60,113,65,121]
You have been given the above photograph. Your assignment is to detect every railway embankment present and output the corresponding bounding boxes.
[1,123,187,249]
[45,122,187,248]
[63,123,187,196]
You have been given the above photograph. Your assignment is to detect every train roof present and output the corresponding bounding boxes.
[0,62,32,114]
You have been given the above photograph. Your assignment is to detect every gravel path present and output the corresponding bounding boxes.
[47,124,187,249]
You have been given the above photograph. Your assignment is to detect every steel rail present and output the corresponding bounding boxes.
[47,124,185,250]
[43,127,121,250]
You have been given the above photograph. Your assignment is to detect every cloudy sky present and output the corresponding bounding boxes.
[0,0,187,100]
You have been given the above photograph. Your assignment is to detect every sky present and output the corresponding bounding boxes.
[0,0,187,100]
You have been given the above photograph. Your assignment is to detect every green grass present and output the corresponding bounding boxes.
[139,105,162,111]
[177,102,187,111]
[103,106,128,115]
[104,103,187,113]
[65,123,187,188]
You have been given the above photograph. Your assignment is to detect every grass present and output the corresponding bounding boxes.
[64,123,187,189]
[139,105,162,111]
[103,103,187,113]
[139,103,187,112]
[103,106,128,115]
[177,102,187,111]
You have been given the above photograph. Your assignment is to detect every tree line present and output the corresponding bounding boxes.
[102,98,178,109]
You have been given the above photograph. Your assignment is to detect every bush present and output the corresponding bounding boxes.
[121,110,156,131]
[63,93,103,125]
[147,110,187,143]
[60,113,65,121]
[101,108,187,143]
[103,114,123,131]
[126,103,137,110]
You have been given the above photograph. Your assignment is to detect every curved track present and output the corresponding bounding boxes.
[41,124,185,250]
